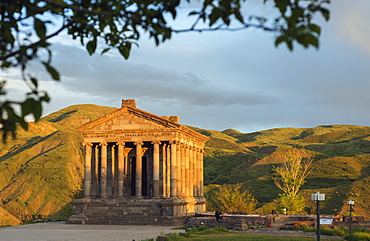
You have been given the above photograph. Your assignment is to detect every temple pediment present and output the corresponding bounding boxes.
[78,106,180,132]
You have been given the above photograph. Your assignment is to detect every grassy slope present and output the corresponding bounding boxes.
[0,206,21,226]
[0,105,116,224]
[201,125,370,217]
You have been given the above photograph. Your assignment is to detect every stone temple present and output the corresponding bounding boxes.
[67,99,208,225]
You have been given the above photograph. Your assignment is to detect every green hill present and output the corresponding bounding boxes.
[0,105,115,224]
[1,104,370,226]
[201,125,370,217]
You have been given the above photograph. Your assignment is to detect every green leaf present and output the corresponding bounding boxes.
[18,118,28,131]
[320,8,330,21]
[40,93,51,103]
[275,35,286,47]
[30,77,38,88]
[286,40,293,51]
[209,8,221,26]
[34,18,46,40]
[86,38,97,55]
[101,48,110,55]
[42,62,60,80]
[1,61,12,68]
[21,98,34,117]
[118,43,131,59]
[306,34,319,49]
[33,101,42,121]
[234,9,244,23]
[309,24,321,35]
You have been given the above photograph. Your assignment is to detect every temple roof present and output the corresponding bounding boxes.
[78,99,208,142]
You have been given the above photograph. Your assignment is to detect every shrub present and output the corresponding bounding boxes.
[206,183,258,213]
[298,225,315,233]
[354,226,370,233]
[197,225,208,231]
[213,226,228,232]
[321,227,346,237]
[345,232,370,241]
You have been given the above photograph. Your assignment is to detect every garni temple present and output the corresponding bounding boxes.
[68,99,208,225]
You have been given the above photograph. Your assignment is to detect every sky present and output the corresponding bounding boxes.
[2,0,370,134]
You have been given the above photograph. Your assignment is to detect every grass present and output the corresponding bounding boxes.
[166,232,337,241]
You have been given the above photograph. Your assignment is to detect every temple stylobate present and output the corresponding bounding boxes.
[68,99,209,225]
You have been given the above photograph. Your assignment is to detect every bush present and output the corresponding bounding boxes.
[321,227,346,237]
[213,226,228,232]
[354,226,370,233]
[298,225,315,233]
[345,232,370,241]
[197,225,208,231]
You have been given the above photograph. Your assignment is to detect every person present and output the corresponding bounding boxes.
[215,211,223,222]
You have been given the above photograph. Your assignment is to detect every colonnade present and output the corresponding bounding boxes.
[83,140,205,200]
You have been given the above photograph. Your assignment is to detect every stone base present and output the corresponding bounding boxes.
[67,197,206,225]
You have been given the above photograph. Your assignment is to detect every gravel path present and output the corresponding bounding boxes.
[0,221,183,241]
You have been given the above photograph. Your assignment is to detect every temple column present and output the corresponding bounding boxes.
[185,144,190,197]
[181,143,186,197]
[134,141,143,198]
[189,145,194,198]
[200,148,204,197]
[83,142,93,198]
[160,144,166,197]
[107,144,113,198]
[117,142,125,197]
[100,141,108,198]
[170,140,177,197]
[152,140,161,198]
[90,144,98,197]
[176,143,181,197]
[195,147,200,197]
[166,144,171,197]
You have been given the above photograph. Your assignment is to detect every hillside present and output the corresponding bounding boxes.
[202,125,370,217]
[0,105,116,224]
[1,104,370,226]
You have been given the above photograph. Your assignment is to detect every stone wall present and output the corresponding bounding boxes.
[187,213,272,230]
[67,198,206,226]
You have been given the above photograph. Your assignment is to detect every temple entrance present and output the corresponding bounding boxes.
[142,156,148,196]
[130,157,136,196]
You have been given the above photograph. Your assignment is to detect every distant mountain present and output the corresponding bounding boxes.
[1,104,370,226]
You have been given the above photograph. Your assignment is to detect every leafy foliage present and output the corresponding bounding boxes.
[272,149,313,197]
[205,183,258,213]
[0,0,330,140]
[276,193,306,214]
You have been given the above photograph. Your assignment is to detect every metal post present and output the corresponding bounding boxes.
[349,205,352,234]
[317,199,320,241]
[347,200,354,235]
[311,192,324,241]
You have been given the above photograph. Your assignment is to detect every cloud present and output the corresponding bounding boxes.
[336,1,370,56]
[47,42,278,108]
[3,1,370,134]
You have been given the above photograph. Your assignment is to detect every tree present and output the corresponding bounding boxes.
[272,148,314,213]
[0,0,330,140]
[205,183,258,213]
